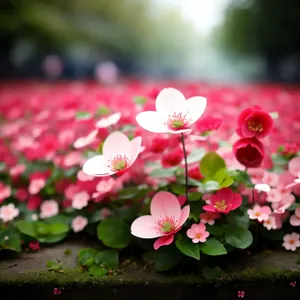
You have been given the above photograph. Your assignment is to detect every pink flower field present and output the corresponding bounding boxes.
[1,80,300,274]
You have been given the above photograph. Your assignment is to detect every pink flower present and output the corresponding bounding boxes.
[53,288,62,295]
[95,112,121,128]
[187,223,209,243]
[254,183,271,193]
[0,183,11,204]
[288,156,300,177]
[290,281,297,287]
[131,191,190,250]
[73,129,98,149]
[161,148,183,167]
[267,188,282,202]
[71,216,88,232]
[295,172,300,183]
[77,170,94,182]
[290,204,300,226]
[82,131,142,177]
[236,106,273,139]
[99,208,112,220]
[248,168,265,184]
[63,151,82,167]
[237,290,245,298]
[72,191,89,210]
[247,204,271,222]
[29,178,46,195]
[93,178,115,198]
[148,136,169,153]
[136,88,206,134]
[271,193,295,214]
[195,115,223,134]
[263,216,277,230]
[233,137,265,168]
[199,212,220,225]
[40,200,59,219]
[262,171,279,188]
[10,164,26,177]
[283,233,300,251]
[203,188,242,214]
[0,203,19,222]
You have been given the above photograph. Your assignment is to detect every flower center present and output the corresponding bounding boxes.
[290,240,295,245]
[195,232,202,239]
[155,216,177,234]
[255,212,261,217]
[214,199,228,211]
[247,120,263,132]
[108,155,130,172]
[166,112,191,131]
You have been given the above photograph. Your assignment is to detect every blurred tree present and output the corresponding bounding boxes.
[0,0,199,78]
[215,0,300,81]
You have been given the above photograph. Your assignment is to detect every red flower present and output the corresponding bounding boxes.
[236,106,273,139]
[233,138,265,168]
[195,116,223,133]
[161,148,183,167]
[27,195,42,210]
[148,136,169,153]
[188,166,204,180]
[238,290,245,298]
[29,241,40,251]
[203,188,242,214]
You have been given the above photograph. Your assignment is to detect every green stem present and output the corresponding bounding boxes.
[181,133,188,202]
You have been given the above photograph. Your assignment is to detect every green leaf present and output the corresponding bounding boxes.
[46,215,73,225]
[97,218,130,249]
[203,181,220,192]
[210,168,234,188]
[225,227,253,249]
[78,248,98,266]
[186,148,205,164]
[89,266,108,277]
[175,235,200,260]
[36,222,50,236]
[133,96,147,105]
[94,250,119,270]
[206,224,226,236]
[200,238,227,256]
[47,223,69,235]
[15,221,37,238]
[202,267,224,281]
[0,227,21,252]
[95,105,110,117]
[150,167,177,178]
[76,111,91,120]
[170,183,186,195]
[189,203,202,222]
[154,246,182,272]
[188,192,202,201]
[200,152,226,177]
[46,260,63,272]
[37,234,67,244]
[117,206,138,223]
[227,211,249,229]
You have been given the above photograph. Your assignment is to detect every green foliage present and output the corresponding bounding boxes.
[175,234,200,260]
[200,152,226,178]
[225,227,253,249]
[186,148,205,164]
[133,96,148,105]
[206,224,226,236]
[0,226,21,252]
[46,260,64,273]
[75,111,92,120]
[154,246,182,272]
[15,220,69,244]
[170,183,186,195]
[202,267,224,280]
[94,250,119,269]
[89,266,108,276]
[199,238,227,256]
[150,167,177,178]
[79,248,98,266]
[97,218,130,249]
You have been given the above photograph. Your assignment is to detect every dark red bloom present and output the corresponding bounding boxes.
[236,106,273,139]
[27,195,42,210]
[53,288,62,295]
[233,138,265,168]
[29,241,40,251]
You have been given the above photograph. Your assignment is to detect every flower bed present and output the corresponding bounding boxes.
[1,81,300,294]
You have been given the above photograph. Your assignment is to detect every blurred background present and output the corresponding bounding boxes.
[1,0,300,83]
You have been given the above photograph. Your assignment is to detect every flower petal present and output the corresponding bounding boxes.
[82,155,112,176]
[131,215,162,238]
[150,191,181,220]
[155,88,186,116]
[102,131,131,159]
[185,96,207,125]
[136,111,167,133]
[130,136,142,164]
[153,234,174,250]
[290,215,300,227]
[177,205,190,227]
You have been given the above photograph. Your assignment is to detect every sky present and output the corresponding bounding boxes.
[156,0,232,35]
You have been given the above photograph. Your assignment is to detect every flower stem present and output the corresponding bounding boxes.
[181,133,188,201]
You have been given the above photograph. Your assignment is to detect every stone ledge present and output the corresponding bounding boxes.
[1,242,300,300]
